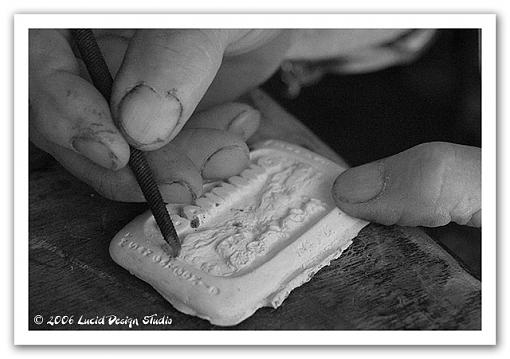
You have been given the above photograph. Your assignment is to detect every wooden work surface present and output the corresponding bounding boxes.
[28,91,481,330]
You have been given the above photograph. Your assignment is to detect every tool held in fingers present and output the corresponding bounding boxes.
[71,29,181,257]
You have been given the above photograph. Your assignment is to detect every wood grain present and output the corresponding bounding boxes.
[28,90,480,330]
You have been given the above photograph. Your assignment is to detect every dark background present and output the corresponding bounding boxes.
[263,29,482,278]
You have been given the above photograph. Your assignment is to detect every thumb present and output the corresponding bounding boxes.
[332,142,481,227]
[111,29,273,151]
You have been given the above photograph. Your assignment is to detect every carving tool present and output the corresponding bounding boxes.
[71,29,181,257]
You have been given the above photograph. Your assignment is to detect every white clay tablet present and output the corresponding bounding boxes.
[110,140,369,326]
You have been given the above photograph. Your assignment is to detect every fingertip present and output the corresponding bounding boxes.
[186,103,261,141]
[145,143,204,203]
[71,135,129,171]
[332,162,385,205]
[227,108,261,140]
[117,84,183,150]
[201,143,250,180]
[108,139,131,170]
[159,181,196,204]
[171,128,251,181]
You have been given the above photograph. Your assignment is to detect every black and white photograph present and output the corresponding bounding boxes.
[12,12,497,346]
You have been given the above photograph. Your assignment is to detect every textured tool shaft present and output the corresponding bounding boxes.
[71,29,181,257]
[129,149,181,257]
[70,29,114,99]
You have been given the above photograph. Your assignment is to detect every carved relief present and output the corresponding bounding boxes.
[176,154,329,277]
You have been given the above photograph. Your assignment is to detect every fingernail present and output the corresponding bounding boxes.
[159,181,195,204]
[202,145,249,179]
[72,137,120,170]
[118,84,183,150]
[227,109,261,139]
[333,162,385,204]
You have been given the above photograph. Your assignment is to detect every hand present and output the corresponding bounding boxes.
[332,142,481,227]
[29,29,292,202]
[32,101,262,203]
[29,28,421,203]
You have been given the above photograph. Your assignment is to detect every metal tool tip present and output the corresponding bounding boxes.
[161,242,181,258]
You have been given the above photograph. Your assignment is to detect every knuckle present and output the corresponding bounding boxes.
[389,142,458,227]
[414,142,456,165]
[412,142,456,209]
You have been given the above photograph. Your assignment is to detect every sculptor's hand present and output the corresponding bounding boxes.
[29,29,293,202]
[332,142,481,227]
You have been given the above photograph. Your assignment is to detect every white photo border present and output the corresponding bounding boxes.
[14,13,496,345]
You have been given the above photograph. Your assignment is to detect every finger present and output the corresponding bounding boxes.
[184,102,261,141]
[145,143,203,203]
[111,29,251,150]
[95,32,131,78]
[30,125,202,204]
[29,29,129,170]
[332,142,481,227]
[170,128,250,180]
[197,30,292,109]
